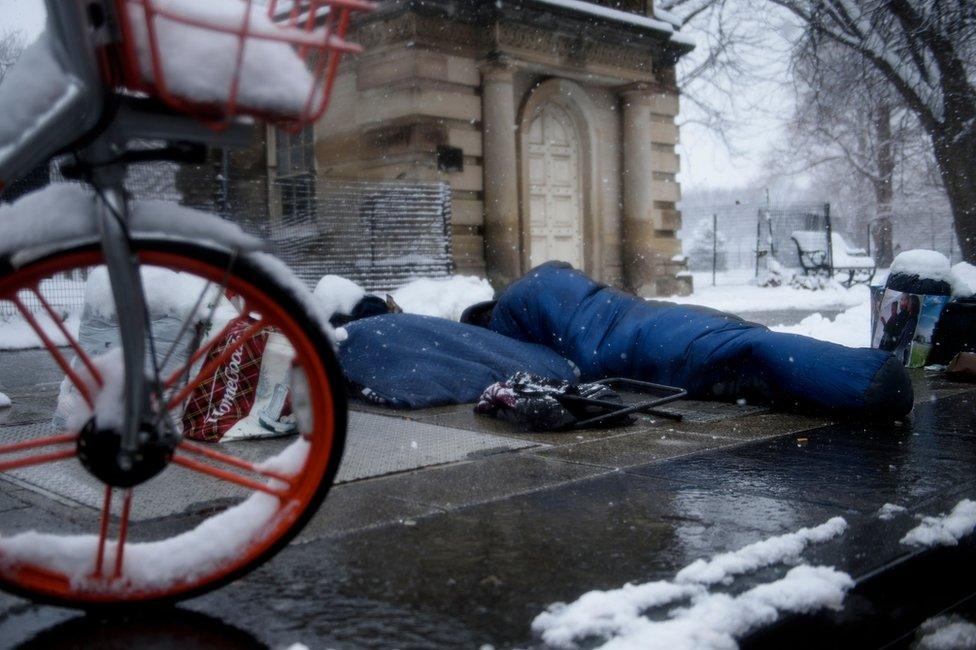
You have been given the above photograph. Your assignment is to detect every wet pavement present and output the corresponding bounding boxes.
[0,356,974,648]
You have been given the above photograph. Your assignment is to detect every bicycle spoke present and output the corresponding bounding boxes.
[161,312,249,392]
[0,433,76,455]
[29,286,103,389]
[170,454,287,497]
[156,243,238,377]
[113,489,133,579]
[0,449,76,473]
[9,296,95,408]
[165,317,268,410]
[178,440,297,484]
[156,280,214,376]
[93,486,113,578]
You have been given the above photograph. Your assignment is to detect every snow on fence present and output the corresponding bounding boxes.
[4,161,453,318]
[680,202,835,284]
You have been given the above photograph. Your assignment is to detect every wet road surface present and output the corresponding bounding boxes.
[0,359,974,648]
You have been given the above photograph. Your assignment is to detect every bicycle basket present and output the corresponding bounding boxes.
[114,0,373,129]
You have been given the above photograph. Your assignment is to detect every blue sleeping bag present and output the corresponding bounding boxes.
[338,313,578,408]
[488,262,913,416]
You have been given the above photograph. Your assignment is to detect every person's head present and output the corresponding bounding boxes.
[909,294,921,316]
[889,301,898,316]
[898,293,910,311]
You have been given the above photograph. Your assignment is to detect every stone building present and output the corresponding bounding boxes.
[268,0,694,295]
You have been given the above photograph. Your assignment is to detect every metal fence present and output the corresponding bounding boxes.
[681,202,831,285]
[2,159,454,318]
[683,199,965,286]
[887,210,961,265]
[267,178,454,291]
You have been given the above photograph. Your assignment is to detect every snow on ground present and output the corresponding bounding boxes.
[769,302,871,348]
[390,275,494,321]
[676,517,847,585]
[901,499,976,547]
[916,615,976,650]
[877,503,908,521]
[532,517,851,649]
[0,392,10,408]
[670,270,869,314]
[672,270,875,347]
[0,312,81,350]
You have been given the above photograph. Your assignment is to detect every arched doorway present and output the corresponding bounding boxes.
[526,102,584,269]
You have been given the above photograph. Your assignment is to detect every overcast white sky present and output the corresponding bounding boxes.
[0,0,790,195]
[1,0,46,40]
[673,4,800,194]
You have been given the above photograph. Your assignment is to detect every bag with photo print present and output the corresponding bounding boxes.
[872,252,952,368]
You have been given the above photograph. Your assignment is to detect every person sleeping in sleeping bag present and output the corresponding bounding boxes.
[467,262,913,418]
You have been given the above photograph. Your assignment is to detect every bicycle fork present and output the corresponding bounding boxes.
[92,173,150,470]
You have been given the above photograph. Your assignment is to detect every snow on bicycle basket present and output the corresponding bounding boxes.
[117,0,373,125]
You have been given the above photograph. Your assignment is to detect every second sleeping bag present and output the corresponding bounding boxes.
[488,262,912,417]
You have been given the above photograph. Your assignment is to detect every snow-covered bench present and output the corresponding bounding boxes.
[790,230,876,287]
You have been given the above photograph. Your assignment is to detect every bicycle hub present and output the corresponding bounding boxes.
[77,418,179,488]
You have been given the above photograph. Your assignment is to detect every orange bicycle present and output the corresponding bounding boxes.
[0,0,371,607]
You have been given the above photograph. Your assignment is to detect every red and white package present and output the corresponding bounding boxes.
[181,317,271,442]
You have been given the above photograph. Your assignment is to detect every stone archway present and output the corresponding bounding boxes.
[518,78,600,278]
[526,103,584,269]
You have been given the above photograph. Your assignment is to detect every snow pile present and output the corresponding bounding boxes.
[676,517,848,585]
[754,259,788,288]
[889,250,951,283]
[669,278,868,314]
[770,302,871,348]
[789,273,836,292]
[877,503,907,521]
[916,615,976,650]
[901,499,976,547]
[950,262,976,297]
[310,274,494,322]
[126,0,316,115]
[0,392,10,408]
[390,275,495,321]
[0,438,309,591]
[83,266,219,320]
[313,275,366,321]
[0,312,82,351]
[533,517,851,649]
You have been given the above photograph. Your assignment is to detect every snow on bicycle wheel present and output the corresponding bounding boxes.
[0,242,345,606]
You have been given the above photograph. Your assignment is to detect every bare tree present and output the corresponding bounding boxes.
[0,30,24,86]
[769,0,976,262]
[782,38,938,265]
[657,0,783,153]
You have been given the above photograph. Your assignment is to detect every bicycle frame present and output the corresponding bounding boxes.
[0,0,256,460]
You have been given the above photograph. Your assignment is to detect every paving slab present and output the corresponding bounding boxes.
[0,412,538,522]
[529,427,733,469]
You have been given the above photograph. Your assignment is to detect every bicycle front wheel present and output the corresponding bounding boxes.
[0,239,346,607]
